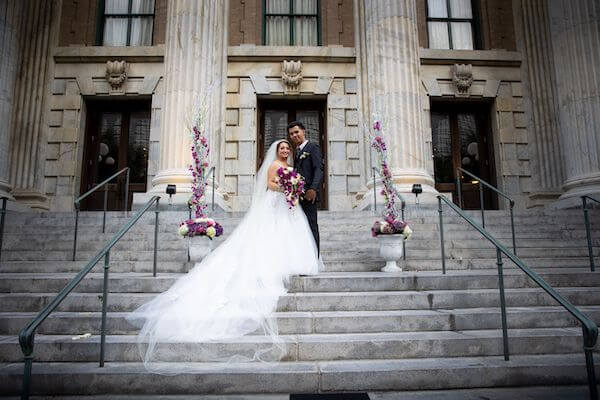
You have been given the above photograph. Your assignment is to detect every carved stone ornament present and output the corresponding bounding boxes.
[452,63,473,94]
[282,60,302,92]
[105,60,127,90]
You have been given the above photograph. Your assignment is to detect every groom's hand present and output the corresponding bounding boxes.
[305,189,317,203]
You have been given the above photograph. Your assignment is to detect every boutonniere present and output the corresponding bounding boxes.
[299,151,310,160]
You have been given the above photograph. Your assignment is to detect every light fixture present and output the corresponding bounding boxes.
[411,183,423,205]
[166,184,176,206]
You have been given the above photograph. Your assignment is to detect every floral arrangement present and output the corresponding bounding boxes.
[276,166,305,209]
[370,120,412,240]
[178,217,223,239]
[179,107,223,239]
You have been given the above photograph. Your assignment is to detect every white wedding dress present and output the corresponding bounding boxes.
[127,140,320,368]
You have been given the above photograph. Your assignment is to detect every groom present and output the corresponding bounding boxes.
[288,121,323,255]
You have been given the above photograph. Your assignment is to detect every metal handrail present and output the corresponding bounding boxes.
[372,167,407,260]
[582,196,600,272]
[0,196,7,261]
[206,166,216,211]
[73,167,130,261]
[437,194,598,400]
[19,196,160,400]
[456,167,517,255]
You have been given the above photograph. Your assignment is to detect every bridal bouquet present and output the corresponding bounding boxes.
[179,103,223,239]
[276,166,305,209]
[370,120,412,240]
[178,217,223,240]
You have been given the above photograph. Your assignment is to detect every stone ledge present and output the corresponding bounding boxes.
[228,45,356,62]
[53,46,165,63]
[420,48,522,67]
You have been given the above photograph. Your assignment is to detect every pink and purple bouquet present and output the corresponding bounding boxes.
[178,217,223,239]
[276,166,305,209]
[370,120,412,239]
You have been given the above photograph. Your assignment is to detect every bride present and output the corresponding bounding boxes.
[127,139,320,365]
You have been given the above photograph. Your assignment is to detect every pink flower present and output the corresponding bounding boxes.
[373,121,381,131]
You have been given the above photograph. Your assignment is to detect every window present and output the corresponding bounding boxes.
[263,0,321,46]
[101,0,155,46]
[427,0,476,50]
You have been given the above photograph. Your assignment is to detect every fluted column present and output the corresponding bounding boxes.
[0,1,25,200]
[8,0,54,209]
[516,0,564,207]
[549,0,600,201]
[142,0,229,210]
[362,0,436,201]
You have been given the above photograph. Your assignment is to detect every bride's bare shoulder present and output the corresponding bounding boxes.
[269,161,288,170]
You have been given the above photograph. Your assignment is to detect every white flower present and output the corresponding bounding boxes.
[206,226,216,238]
[402,225,413,240]
[194,217,208,223]
[291,176,299,185]
[178,224,189,236]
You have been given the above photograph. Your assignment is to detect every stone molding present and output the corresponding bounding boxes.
[281,60,303,93]
[420,48,522,67]
[53,45,164,63]
[228,45,356,63]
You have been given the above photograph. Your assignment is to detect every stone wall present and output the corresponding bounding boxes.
[420,49,530,208]
[225,46,359,210]
[44,48,164,211]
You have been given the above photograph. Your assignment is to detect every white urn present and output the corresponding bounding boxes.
[378,234,405,272]
[188,236,214,262]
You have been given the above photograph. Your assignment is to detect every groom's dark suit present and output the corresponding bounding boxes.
[294,141,323,254]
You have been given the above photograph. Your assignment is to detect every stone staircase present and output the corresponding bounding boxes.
[0,207,599,396]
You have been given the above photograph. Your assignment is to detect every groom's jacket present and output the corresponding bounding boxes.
[294,141,324,202]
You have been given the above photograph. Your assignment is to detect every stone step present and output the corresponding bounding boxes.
[0,328,587,363]
[0,354,596,395]
[2,247,597,262]
[1,306,598,336]
[4,236,597,252]
[1,287,598,313]
[1,257,594,274]
[1,270,599,294]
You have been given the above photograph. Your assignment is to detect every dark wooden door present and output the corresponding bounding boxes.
[80,99,151,211]
[258,99,328,210]
[431,102,497,209]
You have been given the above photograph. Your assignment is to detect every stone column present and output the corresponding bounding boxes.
[8,0,55,210]
[0,1,25,201]
[137,0,229,210]
[515,0,564,207]
[360,0,436,206]
[548,0,600,204]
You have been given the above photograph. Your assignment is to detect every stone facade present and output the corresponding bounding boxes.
[1,0,598,212]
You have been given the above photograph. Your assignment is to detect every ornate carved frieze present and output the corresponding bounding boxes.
[452,64,473,95]
[282,60,302,93]
[105,60,127,90]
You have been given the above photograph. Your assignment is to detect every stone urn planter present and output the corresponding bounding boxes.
[188,236,214,262]
[378,234,405,272]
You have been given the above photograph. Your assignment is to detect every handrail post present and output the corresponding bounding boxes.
[21,354,33,400]
[153,198,160,277]
[509,200,517,256]
[72,205,79,262]
[583,326,598,400]
[99,251,110,367]
[479,182,485,228]
[102,183,108,234]
[124,168,130,214]
[0,197,7,262]
[496,248,510,361]
[211,167,215,212]
[402,205,406,261]
[583,197,595,272]
[372,167,377,212]
[456,172,463,209]
[438,197,446,274]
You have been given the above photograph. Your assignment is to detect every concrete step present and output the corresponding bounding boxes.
[1,306,598,336]
[0,328,588,362]
[1,287,598,313]
[0,354,597,395]
[1,270,599,294]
